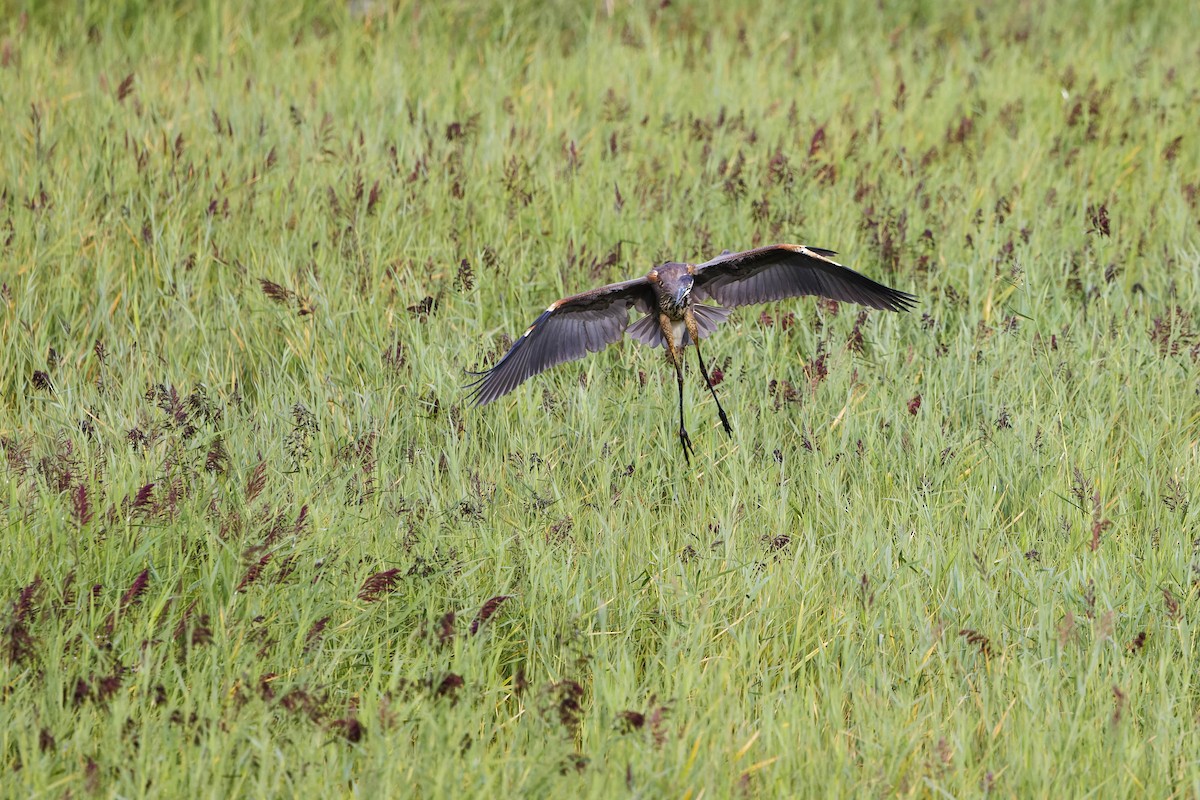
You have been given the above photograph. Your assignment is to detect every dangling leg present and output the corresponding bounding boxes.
[693,340,732,436]
[685,309,732,437]
[661,313,694,463]
[675,357,693,462]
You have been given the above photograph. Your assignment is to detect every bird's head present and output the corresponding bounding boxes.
[672,275,694,307]
[650,263,696,310]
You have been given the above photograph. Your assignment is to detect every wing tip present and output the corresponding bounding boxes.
[468,376,508,406]
[797,244,839,259]
[888,289,918,312]
[464,364,503,406]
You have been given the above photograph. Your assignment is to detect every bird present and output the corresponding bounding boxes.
[467,244,915,462]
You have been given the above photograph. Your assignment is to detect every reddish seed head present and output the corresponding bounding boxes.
[332,717,364,743]
[303,617,330,653]
[437,612,456,645]
[358,569,401,602]
[120,570,149,610]
[618,710,645,731]
[470,596,511,635]
[236,555,270,592]
[435,673,464,700]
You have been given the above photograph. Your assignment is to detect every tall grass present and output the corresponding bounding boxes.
[1,0,1198,796]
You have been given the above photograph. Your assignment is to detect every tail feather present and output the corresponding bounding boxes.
[626,313,665,347]
[626,304,732,348]
[689,304,732,342]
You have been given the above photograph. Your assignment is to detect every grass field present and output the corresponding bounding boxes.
[2,0,1199,796]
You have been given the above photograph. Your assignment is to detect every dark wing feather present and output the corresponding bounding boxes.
[692,244,915,312]
[467,277,656,405]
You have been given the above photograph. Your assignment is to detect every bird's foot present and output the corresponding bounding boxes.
[679,427,695,463]
[718,410,733,437]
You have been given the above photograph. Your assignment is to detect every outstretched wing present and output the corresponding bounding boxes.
[467,277,656,405]
[692,244,916,312]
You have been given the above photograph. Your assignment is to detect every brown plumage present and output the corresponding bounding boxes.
[468,244,915,461]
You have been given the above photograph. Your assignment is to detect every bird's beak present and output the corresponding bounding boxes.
[674,286,691,306]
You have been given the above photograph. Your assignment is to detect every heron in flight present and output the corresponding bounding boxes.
[468,244,915,461]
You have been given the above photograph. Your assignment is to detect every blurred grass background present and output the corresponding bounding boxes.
[1,0,1198,796]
